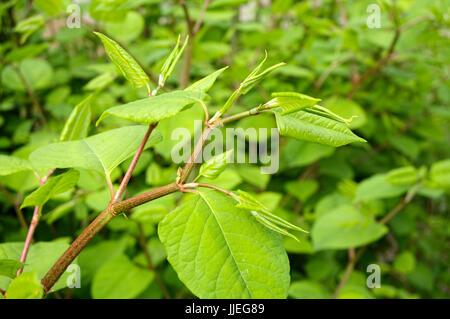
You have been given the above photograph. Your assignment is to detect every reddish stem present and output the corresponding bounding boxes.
[114,122,158,203]
[17,169,55,276]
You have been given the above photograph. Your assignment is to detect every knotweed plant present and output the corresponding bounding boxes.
[1,33,366,299]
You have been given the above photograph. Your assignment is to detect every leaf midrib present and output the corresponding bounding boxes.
[199,192,253,298]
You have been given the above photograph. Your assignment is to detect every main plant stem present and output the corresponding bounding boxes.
[41,182,179,293]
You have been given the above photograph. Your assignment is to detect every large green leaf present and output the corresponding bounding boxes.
[275,110,366,147]
[312,205,388,251]
[97,90,205,125]
[29,126,162,176]
[94,32,149,88]
[0,155,32,176]
[91,254,154,299]
[21,169,80,209]
[159,189,290,298]
[60,95,92,142]
[5,271,43,299]
[186,67,228,93]
[0,241,78,291]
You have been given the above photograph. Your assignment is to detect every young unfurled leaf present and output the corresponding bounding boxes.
[159,35,189,87]
[239,52,285,95]
[264,92,321,115]
[186,66,228,93]
[234,189,308,238]
[217,53,285,117]
[0,155,32,176]
[386,166,418,186]
[97,90,205,125]
[60,95,92,142]
[93,32,150,89]
[21,169,80,209]
[30,126,162,177]
[275,110,366,147]
[5,271,43,299]
[0,259,24,279]
[159,189,290,298]
[198,149,233,179]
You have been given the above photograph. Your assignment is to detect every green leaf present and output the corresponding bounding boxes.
[186,66,228,93]
[78,238,130,284]
[289,280,328,299]
[21,169,80,209]
[430,159,450,189]
[198,150,233,179]
[104,11,144,43]
[159,189,290,298]
[91,254,154,299]
[5,271,43,299]
[94,32,150,89]
[30,126,162,176]
[1,58,53,91]
[275,110,366,147]
[13,15,45,43]
[159,35,189,86]
[386,166,418,186]
[393,251,416,274]
[284,180,319,202]
[0,259,23,279]
[354,174,409,202]
[265,92,321,115]
[0,155,32,176]
[0,241,77,291]
[97,90,205,125]
[34,0,62,16]
[83,73,116,91]
[60,95,92,142]
[312,205,388,251]
[89,0,129,22]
